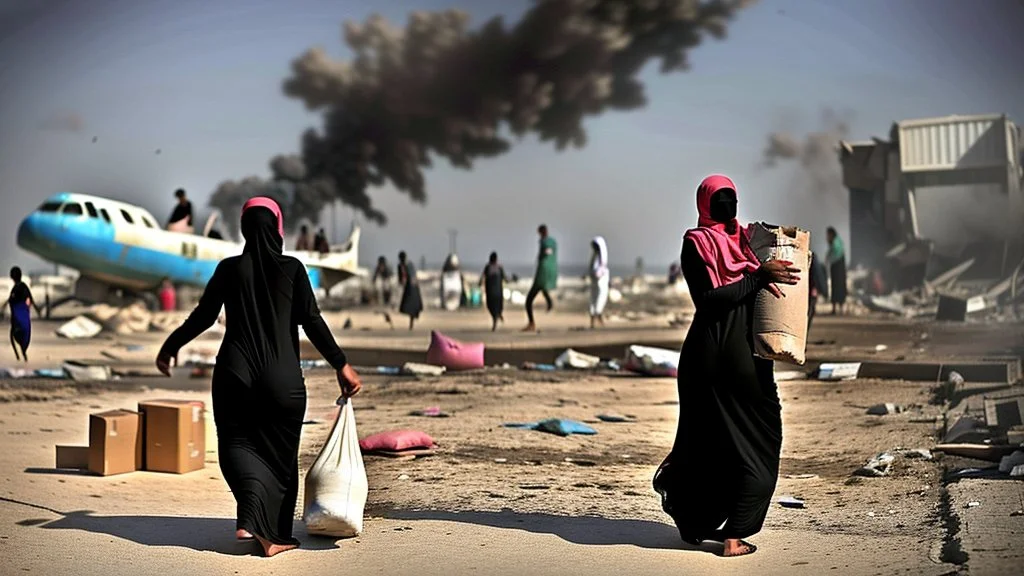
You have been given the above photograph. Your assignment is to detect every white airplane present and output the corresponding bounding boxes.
[16,192,365,307]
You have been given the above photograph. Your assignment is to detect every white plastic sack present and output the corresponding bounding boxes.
[302,398,368,538]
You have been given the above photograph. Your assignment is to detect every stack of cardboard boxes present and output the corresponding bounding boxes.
[55,399,207,476]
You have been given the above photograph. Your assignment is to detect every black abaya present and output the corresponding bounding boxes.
[159,207,348,546]
[398,261,423,319]
[482,263,507,321]
[653,239,782,543]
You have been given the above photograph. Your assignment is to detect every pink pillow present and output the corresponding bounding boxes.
[425,330,485,371]
[360,429,435,453]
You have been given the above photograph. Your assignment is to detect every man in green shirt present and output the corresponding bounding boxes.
[523,224,557,332]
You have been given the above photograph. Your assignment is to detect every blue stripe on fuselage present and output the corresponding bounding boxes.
[19,212,322,290]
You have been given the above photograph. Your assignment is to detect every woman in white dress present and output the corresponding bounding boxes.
[589,236,610,329]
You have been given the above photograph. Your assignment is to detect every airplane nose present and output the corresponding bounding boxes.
[16,214,41,252]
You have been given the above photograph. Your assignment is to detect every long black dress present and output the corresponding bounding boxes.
[653,239,782,544]
[398,261,423,320]
[481,263,507,321]
[159,208,347,546]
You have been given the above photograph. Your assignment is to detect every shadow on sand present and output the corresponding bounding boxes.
[33,510,340,556]
[376,507,717,554]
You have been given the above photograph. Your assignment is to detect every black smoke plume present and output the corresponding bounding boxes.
[210,0,757,236]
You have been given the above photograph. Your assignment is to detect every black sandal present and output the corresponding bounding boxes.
[723,540,757,557]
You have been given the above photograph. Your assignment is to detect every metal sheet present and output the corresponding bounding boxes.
[898,115,1016,173]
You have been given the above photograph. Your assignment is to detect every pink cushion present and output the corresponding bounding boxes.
[425,330,485,371]
[359,429,435,453]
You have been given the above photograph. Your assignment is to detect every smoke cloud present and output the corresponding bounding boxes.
[38,111,84,133]
[759,109,851,195]
[210,0,757,235]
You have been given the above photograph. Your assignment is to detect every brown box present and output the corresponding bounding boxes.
[88,410,143,476]
[138,400,206,474]
[55,445,89,469]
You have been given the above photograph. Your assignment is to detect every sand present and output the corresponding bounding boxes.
[0,306,1021,575]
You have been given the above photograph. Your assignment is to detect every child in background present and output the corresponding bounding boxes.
[3,267,42,362]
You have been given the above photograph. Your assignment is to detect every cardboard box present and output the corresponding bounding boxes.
[55,445,89,470]
[88,410,143,476]
[139,400,206,474]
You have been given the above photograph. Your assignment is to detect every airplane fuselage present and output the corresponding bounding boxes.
[16,192,361,295]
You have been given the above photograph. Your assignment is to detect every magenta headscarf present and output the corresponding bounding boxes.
[682,175,761,288]
[241,196,284,239]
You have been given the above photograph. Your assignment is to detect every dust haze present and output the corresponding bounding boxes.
[209,0,758,238]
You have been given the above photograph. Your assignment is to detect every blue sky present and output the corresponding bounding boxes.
[1,0,1021,273]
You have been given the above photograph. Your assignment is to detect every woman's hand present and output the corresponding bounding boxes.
[760,259,801,299]
[155,352,176,377]
[337,364,362,398]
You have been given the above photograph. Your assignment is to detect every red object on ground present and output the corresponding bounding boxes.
[359,430,435,453]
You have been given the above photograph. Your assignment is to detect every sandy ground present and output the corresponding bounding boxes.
[0,305,1021,576]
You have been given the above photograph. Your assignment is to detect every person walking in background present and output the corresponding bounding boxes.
[158,278,177,312]
[589,236,610,329]
[826,226,847,315]
[479,252,508,331]
[313,228,330,254]
[294,225,312,251]
[807,251,828,332]
[397,251,423,330]
[373,256,394,306]
[522,224,558,332]
[653,175,799,558]
[3,267,41,362]
[155,197,362,558]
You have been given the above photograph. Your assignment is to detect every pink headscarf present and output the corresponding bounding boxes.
[683,175,760,288]
[241,196,284,239]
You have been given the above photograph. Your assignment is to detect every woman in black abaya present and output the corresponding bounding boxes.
[653,175,799,557]
[156,197,363,558]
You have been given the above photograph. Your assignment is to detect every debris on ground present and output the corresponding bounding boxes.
[503,418,597,437]
[934,444,1021,462]
[817,363,861,381]
[777,495,805,509]
[55,316,103,339]
[853,452,896,477]
[555,349,601,370]
[401,363,446,376]
[622,345,678,377]
[62,361,112,382]
[784,474,819,480]
[867,403,904,415]
[596,413,637,423]
[998,450,1024,473]
[900,448,934,460]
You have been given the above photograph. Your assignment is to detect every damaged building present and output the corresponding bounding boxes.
[840,114,1024,317]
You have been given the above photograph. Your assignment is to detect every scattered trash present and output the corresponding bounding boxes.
[62,361,111,382]
[376,366,401,375]
[853,452,895,477]
[410,407,450,418]
[494,458,508,464]
[555,349,601,370]
[34,368,67,379]
[55,315,103,340]
[596,414,637,423]
[934,444,1020,463]
[0,367,34,379]
[1011,509,1024,517]
[784,474,819,480]
[623,345,678,377]
[397,474,410,481]
[966,501,981,508]
[777,495,805,509]
[774,370,806,382]
[521,362,557,372]
[947,371,965,387]
[426,331,485,371]
[866,403,903,416]
[942,416,989,444]
[817,363,861,381]
[503,419,597,437]
[1011,464,1024,477]
[874,344,888,352]
[997,450,1024,473]
[984,397,1024,429]
[519,484,551,490]
[900,448,934,460]
[401,363,446,377]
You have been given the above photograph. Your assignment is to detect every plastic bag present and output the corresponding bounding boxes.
[302,398,368,538]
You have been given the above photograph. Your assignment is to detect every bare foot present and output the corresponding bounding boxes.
[521,323,536,332]
[236,529,254,540]
[722,538,757,557]
[256,535,298,558]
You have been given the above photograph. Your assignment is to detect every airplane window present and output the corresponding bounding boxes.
[38,202,63,213]
[141,216,155,228]
[100,209,111,223]
[84,202,99,218]
[63,203,84,216]
[120,209,135,224]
